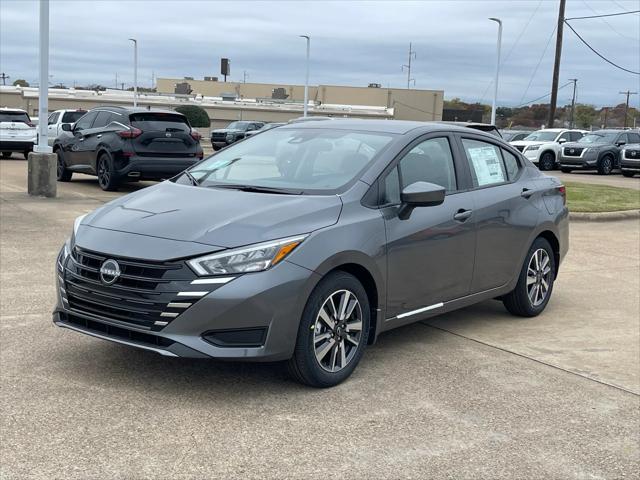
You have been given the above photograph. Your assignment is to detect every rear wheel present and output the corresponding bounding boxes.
[97,153,119,191]
[622,170,635,178]
[503,237,556,317]
[288,271,370,388]
[539,152,555,171]
[56,150,73,182]
[23,151,29,159]
[597,155,614,175]
[1,152,12,159]
[560,167,572,173]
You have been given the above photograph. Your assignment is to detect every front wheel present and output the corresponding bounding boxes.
[1,152,12,159]
[97,154,119,191]
[597,155,613,175]
[539,152,555,171]
[622,170,635,178]
[503,237,556,317]
[288,271,370,388]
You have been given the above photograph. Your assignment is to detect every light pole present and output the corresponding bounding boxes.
[129,38,138,107]
[300,35,310,117]
[35,0,51,154]
[489,17,502,126]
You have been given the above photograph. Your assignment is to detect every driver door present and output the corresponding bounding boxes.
[63,111,98,167]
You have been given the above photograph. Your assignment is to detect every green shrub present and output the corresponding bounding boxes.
[175,105,210,128]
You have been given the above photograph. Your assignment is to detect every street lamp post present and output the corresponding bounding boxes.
[35,0,51,154]
[129,38,138,107]
[489,17,502,126]
[300,35,310,117]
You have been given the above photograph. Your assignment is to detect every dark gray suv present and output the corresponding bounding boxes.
[53,120,569,387]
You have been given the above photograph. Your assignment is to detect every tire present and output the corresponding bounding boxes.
[55,149,73,182]
[1,152,12,159]
[597,155,614,175]
[23,151,30,159]
[560,167,573,173]
[539,152,555,171]
[622,170,635,178]
[287,271,370,388]
[502,237,556,317]
[96,153,119,191]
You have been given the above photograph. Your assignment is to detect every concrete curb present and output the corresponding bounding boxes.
[570,209,640,222]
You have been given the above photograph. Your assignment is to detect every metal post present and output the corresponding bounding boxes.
[619,90,638,129]
[489,18,502,126]
[300,35,310,117]
[547,0,566,128]
[568,78,578,128]
[402,43,416,89]
[129,38,138,107]
[35,0,51,154]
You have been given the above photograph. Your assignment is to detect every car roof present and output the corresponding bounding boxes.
[88,106,183,116]
[591,129,623,134]
[280,118,492,135]
[0,107,28,113]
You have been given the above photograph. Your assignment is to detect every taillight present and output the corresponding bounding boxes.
[118,127,142,139]
[557,185,566,205]
[196,151,204,159]
[190,131,202,141]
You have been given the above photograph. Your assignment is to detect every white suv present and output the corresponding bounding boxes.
[510,128,587,171]
[0,108,37,159]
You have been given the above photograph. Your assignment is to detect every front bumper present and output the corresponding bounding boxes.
[621,159,640,172]
[53,246,319,361]
[116,155,200,180]
[523,149,542,163]
[559,149,598,169]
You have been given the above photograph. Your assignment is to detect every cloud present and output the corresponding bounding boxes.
[1,0,638,107]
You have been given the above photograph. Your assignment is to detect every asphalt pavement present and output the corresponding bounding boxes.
[1,159,638,479]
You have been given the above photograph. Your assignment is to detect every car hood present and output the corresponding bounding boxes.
[510,140,553,147]
[83,181,343,248]
[211,128,244,134]
[563,141,609,149]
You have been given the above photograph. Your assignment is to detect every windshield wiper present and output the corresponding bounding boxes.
[181,170,200,186]
[207,184,302,195]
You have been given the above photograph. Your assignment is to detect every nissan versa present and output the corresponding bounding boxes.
[53,120,569,387]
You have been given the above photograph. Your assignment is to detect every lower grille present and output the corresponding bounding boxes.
[211,133,227,141]
[563,147,584,157]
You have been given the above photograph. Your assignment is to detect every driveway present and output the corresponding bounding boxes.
[1,159,638,479]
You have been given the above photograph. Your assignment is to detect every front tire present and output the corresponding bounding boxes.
[622,170,635,178]
[97,153,119,191]
[560,167,572,173]
[288,271,370,388]
[1,152,12,159]
[56,150,73,182]
[597,155,614,175]
[503,237,556,317]
[539,152,555,171]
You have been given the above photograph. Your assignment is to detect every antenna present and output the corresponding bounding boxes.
[401,42,416,89]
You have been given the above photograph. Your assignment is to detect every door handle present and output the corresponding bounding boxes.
[453,209,473,222]
[521,188,535,199]
[96,134,102,138]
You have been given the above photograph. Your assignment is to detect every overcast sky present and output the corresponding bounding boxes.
[1,0,638,107]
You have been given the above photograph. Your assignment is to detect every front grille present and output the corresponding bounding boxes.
[624,149,640,160]
[563,147,584,157]
[211,132,227,141]
[514,145,526,152]
[62,247,203,331]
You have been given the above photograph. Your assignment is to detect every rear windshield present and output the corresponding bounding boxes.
[0,112,30,123]
[130,113,190,132]
[61,111,86,123]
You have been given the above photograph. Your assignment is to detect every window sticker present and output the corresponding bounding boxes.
[467,146,505,186]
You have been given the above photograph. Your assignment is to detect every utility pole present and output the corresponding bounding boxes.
[128,38,138,107]
[569,78,577,128]
[0,73,9,85]
[299,35,310,117]
[115,72,118,89]
[547,0,566,128]
[402,42,416,89]
[243,70,248,83]
[619,90,637,128]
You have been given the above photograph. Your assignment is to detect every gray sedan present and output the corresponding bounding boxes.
[53,120,569,387]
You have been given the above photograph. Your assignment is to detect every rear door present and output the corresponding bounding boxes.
[81,111,115,168]
[456,134,541,293]
[129,112,198,158]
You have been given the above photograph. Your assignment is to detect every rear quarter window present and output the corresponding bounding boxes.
[130,113,190,132]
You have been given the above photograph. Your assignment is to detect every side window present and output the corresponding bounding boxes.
[617,134,628,145]
[502,149,521,181]
[628,132,640,144]
[92,111,116,129]
[462,138,507,187]
[74,111,98,131]
[557,132,570,142]
[397,137,457,192]
[48,112,59,125]
[569,132,582,142]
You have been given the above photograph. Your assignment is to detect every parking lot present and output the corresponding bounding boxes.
[1,158,639,479]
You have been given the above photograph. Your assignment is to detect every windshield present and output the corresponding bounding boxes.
[578,133,617,144]
[187,127,394,193]
[226,121,250,131]
[523,131,558,142]
[0,112,30,123]
[61,111,86,123]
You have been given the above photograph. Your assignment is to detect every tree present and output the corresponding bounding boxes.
[174,105,210,128]
[12,79,29,87]
[573,104,598,129]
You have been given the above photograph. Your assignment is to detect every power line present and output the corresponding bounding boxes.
[514,81,573,108]
[518,24,558,105]
[564,20,640,74]
[579,0,639,41]
[565,9,640,20]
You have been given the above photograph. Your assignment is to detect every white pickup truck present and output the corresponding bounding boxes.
[46,109,87,146]
[0,108,37,159]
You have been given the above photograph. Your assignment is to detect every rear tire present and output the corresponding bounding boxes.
[97,153,119,191]
[622,170,635,178]
[1,152,11,159]
[539,152,555,171]
[23,151,29,159]
[56,150,73,182]
[597,155,614,175]
[503,237,556,317]
[288,271,370,388]
[560,167,572,173]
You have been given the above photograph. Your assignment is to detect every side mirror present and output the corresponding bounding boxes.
[558,138,567,144]
[398,181,446,220]
[61,123,72,132]
[617,141,626,147]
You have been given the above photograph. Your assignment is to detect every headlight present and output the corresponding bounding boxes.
[187,235,307,276]
[226,133,235,142]
[73,213,87,237]
[526,145,540,151]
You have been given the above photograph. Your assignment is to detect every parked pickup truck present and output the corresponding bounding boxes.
[47,109,87,146]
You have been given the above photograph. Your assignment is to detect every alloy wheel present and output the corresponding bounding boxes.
[526,248,552,307]
[98,157,110,188]
[57,156,64,178]
[313,289,363,373]
[602,157,612,174]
